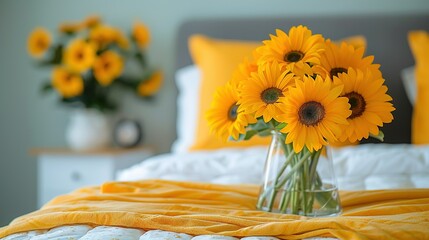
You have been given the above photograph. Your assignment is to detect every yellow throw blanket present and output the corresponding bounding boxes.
[1,180,429,239]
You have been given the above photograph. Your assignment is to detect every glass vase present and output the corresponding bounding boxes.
[256,130,342,217]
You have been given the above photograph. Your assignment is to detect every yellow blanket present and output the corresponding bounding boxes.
[1,180,429,239]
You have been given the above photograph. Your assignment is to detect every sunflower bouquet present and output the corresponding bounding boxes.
[207,25,395,216]
[27,15,162,112]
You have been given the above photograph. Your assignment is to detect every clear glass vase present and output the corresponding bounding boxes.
[256,130,342,217]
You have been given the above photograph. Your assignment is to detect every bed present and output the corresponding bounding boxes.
[2,14,429,240]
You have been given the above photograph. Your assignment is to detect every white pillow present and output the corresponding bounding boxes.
[401,66,416,105]
[171,65,201,153]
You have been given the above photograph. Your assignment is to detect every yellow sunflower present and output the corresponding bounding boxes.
[314,39,382,79]
[239,61,295,123]
[113,28,130,49]
[230,58,258,87]
[137,71,163,96]
[93,51,124,86]
[58,22,83,34]
[335,35,367,50]
[256,25,325,76]
[279,75,351,153]
[206,82,257,141]
[89,25,117,49]
[334,68,395,142]
[51,67,84,98]
[27,27,51,58]
[82,15,102,28]
[132,21,151,48]
[63,39,96,73]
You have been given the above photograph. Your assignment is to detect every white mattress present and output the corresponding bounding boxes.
[2,226,334,240]
[3,144,429,240]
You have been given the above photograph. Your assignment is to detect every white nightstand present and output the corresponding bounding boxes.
[31,147,154,207]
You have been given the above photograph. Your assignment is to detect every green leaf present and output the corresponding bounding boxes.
[60,96,81,103]
[51,44,64,64]
[249,118,269,131]
[61,31,76,37]
[115,77,139,89]
[275,122,287,130]
[243,130,259,140]
[140,95,155,101]
[36,60,54,67]
[370,130,384,142]
[40,81,53,94]
[257,129,272,137]
[135,52,147,68]
[36,44,64,66]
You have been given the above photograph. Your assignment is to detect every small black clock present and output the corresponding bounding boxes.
[113,119,143,148]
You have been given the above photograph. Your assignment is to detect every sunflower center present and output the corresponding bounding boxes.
[103,61,111,70]
[284,51,304,63]
[37,39,47,49]
[344,91,366,119]
[228,104,239,121]
[64,74,73,83]
[261,87,283,104]
[76,51,84,60]
[298,101,325,126]
[330,67,348,78]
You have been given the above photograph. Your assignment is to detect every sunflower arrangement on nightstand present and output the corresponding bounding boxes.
[27,15,162,111]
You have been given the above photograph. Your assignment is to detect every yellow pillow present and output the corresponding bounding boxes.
[408,31,429,144]
[188,35,270,150]
[188,34,367,151]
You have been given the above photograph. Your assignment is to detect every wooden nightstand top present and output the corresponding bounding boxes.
[29,146,155,157]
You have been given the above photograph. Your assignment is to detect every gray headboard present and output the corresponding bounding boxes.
[176,14,429,143]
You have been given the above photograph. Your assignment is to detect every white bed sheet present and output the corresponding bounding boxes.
[118,144,429,190]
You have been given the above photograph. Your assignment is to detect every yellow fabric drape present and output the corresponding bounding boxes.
[1,180,428,239]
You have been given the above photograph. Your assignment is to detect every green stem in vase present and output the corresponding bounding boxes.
[257,136,341,216]
[277,147,295,183]
[292,170,300,214]
[275,150,295,209]
[278,142,294,211]
[266,191,276,211]
[256,138,294,210]
[274,149,310,214]
[279,184,292,213]
[300,168,306,214]
[313,172,339,210]
[306,150,321,211]
[301,150,310,214]
[309,150,321,186]
[275,150,312,189]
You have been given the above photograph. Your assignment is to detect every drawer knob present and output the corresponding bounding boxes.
[71,172,81,182]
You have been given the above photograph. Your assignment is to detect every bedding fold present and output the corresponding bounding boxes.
[1,179,428,240]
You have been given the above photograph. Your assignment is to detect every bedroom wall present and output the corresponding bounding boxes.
[0,0,428,226]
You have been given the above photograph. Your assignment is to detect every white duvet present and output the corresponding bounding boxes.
[118,144,429,190]
[3,144,429,240]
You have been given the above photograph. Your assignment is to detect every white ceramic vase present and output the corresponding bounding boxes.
[66,109,111,151]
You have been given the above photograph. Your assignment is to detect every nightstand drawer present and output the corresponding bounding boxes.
[38,156,113,204]
[34,147,154,207]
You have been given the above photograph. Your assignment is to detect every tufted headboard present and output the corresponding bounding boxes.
[175,14,429,143]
